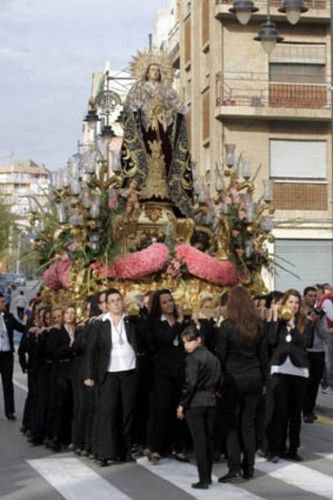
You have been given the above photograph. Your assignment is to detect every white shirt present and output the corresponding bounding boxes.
[105,314,136,373]
[322,298,333,323]
[64,325,75,346]
[270,325,309,378]
[16,295,26,309]
[0,314,10,352]
[271,355,309,378]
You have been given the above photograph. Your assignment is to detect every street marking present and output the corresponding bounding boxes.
[137,457,263,499]
[13,379,28,392]
[256,458,333,499]
[317,415,333,426]
[27,457,132,500]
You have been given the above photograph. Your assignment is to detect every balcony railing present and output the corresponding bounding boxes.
[216,72,330,110]
[162,21,180,59]
[216,0,328,9]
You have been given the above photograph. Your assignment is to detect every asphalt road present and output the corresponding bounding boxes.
[1,362,333,500]
[9,280,41,317]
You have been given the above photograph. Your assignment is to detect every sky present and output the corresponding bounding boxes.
[0,0,169,170]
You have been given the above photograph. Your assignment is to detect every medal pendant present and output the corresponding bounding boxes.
[286,334,292,343]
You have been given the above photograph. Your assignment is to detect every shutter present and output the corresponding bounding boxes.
[270,43,326,64]
[270,140,326,179]
[274,239,333,291]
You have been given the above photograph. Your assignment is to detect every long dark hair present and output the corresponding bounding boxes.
[226,286,261,346]
[150,289,177,319]
[280,288,306,333]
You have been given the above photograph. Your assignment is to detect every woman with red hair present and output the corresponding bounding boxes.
[215,286,268,482]
[266,289,313,463]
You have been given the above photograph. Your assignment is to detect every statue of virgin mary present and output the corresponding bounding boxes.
[120,50,193,218]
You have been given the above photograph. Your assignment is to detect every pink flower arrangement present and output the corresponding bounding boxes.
[92,243,170,280]
[91,261,114,279]
[67,242,80,252]
[113,243,169,279]
[175,244,238,286]
[43,257,71,290]
[164,256,185,280]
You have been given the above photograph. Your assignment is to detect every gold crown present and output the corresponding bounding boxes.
[130,50,174,84]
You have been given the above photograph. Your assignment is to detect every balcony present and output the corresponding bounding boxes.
[215,0,330,23]
[215,72,331,121]
[163,22,180,67]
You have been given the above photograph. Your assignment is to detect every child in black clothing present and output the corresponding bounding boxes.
[177,326,222,490]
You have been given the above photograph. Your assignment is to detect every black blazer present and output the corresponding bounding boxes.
[215,319,269,384]
[180,345,221,409]
[47,326,75,362]
[71,322,93,380]
[1,312,25,353]
[198,318,218,352]
[265,320,313,369]
[18,330,37,372]
[85,316,137,384]
[148,318,185,378]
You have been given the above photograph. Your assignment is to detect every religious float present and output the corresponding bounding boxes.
[28,50,277,315]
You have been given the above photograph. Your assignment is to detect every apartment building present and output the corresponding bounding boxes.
[158,0,333,290]
[0,159,50,219]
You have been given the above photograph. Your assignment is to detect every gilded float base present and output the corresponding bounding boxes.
[42,275,227,318]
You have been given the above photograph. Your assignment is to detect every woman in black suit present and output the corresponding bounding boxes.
[146,289,186,464]
[47,305,77,450]
[266,288,313,463]
[215,286,268,482]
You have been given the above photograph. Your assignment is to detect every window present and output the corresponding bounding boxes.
[274,239,333,291]
[270,139,326,179]
[269,63,325,84]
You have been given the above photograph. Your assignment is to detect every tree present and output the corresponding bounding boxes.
[0,196,14,261]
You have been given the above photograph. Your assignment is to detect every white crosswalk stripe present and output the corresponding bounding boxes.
[26,451,333,500]
[28,457,133,500]
[256,457,333,499]
[137,457,263,499]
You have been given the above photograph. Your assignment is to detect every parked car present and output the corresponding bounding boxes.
[0,273,16,288]
[13,274,26,287]
[0,273,26,288]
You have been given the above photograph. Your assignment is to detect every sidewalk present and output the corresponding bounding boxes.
[315,389,333,419]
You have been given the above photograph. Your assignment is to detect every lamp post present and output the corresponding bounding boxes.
[229,0,308,52]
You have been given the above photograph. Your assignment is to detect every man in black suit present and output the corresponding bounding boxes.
[84,288,138,466]
[0,292,25,420]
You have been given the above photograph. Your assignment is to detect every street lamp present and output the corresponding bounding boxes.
[229,0,308,52]
[254,19,283,55]
[229,0,259,25]
[278,0,308,25]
